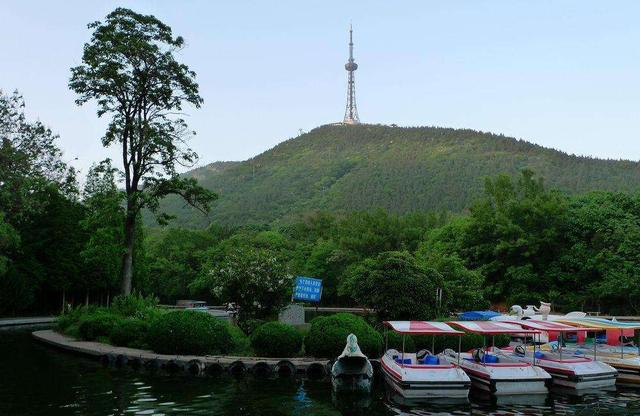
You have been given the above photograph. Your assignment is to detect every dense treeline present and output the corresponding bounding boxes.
[3,89,640,317]
[155,124,640,227]
[0,91,145,315]
[145,170,640,316]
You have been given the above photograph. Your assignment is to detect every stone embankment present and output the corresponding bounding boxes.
[32,330,331,378]
[0,317,56,328]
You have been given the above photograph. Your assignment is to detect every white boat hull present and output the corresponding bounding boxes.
[440,351,551,395]
[381,350,470,399]
[497,349,617,390]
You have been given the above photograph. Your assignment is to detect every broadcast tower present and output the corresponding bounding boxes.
[343,24,360,124]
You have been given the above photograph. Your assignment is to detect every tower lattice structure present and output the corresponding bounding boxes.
[343,24,360,124]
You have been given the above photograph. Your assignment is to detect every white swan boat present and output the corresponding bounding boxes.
[381,321,470,400]
[441,321,551,395]
[498,320,617,389]
[331,333,374,393]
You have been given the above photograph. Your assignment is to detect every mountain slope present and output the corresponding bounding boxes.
[157,124,640,227]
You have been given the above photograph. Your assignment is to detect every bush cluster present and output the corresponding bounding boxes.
[304,313,383,358]
[78,311,120,341]
[110,318,149,348]
[250,322,302,357]
[146,311,232,355]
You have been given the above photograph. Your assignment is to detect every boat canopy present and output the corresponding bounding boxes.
[383,321,463,335]
[506,320,591,332]
[457,310,501,321]
[448,321,540,335]
[558,317,640,330]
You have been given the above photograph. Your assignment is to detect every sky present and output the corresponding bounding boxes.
[1,1,639,176]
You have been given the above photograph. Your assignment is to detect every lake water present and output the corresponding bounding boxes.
[2,328,640,415]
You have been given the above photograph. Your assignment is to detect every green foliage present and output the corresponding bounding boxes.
[110,318,149,348]
[146,311,232,355]
[79,159,123,296]
[385,331,416,352]
[190,246,293,321]
[340,251,443,320]
[228,325,251,355]
[416,250,488,312]
[152,124,640,227]
[249,322,303,357]
[412,333,511,353]
[111,292,159,319]
[69,7,216,295]
[304,313,383,359]
[78,311,120,341]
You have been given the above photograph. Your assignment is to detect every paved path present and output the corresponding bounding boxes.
[32,330,330,375]
[0,316,56,327]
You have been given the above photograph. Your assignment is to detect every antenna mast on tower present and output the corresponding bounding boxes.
[343,24,360,124]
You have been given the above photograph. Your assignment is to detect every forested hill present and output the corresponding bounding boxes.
[155,124,640,227]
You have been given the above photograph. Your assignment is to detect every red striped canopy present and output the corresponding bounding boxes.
[448,321,540,335]
[384,321,463,335]
[505,320,591,332]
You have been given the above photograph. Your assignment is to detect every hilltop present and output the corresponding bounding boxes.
[154,124,640,227]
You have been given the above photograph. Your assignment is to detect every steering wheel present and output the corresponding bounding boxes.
[514,345,526,355]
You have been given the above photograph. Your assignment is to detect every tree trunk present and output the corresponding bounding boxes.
[85,289,89,306]
[120,212,136,296]
[61,289,66,314]
[106,290,110,307]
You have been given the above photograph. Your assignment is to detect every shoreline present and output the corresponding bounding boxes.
[31,329,331,378]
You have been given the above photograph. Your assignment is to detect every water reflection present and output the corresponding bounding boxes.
[2,330,640,415]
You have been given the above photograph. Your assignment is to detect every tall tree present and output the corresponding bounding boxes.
[80,160,124,306]
[69,8,217,294]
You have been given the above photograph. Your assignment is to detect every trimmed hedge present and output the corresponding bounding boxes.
[250,322,303,357]
[228,325,251,355]
[304,313,383,359]
[146,311,232,355]
[110,318,149,348]
[78,312,120,341]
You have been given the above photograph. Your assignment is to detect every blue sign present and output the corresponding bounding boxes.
[292,276,323,302]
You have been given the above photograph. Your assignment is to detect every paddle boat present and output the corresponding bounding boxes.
[498,320,617,389]
[331,333,374,393]
[381,321,471,400]
[554,317,640,386]
[441,321,551,395]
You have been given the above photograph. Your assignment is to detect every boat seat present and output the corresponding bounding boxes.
[395,358,412,364]
[534,351,545,359]
[482,354,499,363]
[419,355,439,365]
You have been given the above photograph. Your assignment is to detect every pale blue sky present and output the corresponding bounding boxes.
[1,1,639,175]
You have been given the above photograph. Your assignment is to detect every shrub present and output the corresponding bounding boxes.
[250,322,303,357]
[339,251,443,320]
[304,313,383,359]
[57,306,87,332]
[146,311,232,355]
[228,325,251,355]
[111,292,159,319]
[78,311,120,341]
[110,318,149,348]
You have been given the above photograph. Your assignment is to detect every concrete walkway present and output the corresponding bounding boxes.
[32,330,330,376]
[0,316,56,328]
